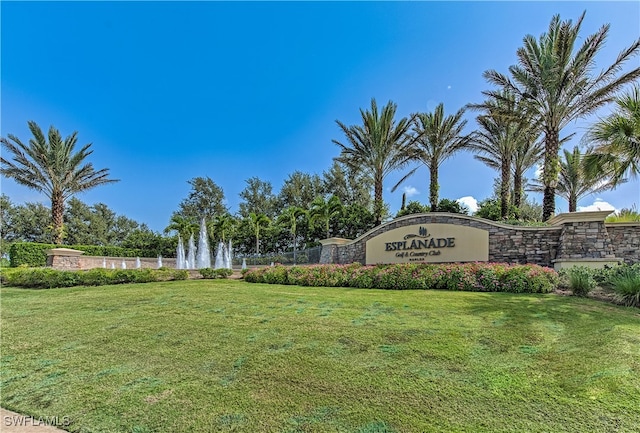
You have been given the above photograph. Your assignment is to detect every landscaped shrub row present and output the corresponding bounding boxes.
[559,263,640,307]
[9,242,145,267]
[0,267,190,289]
[243,262,559,293]
[198,268,233,279]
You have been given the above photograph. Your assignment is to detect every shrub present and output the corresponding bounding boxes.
[171,270,189,281]
[2,267,189,289]
[8,242,145,267]
[243,263,558,294]
[563,266,597,297]
[199,268,233,279]
[9,243,53,267]
[605,265,640,307]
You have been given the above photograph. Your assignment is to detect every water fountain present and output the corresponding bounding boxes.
[103,257,107,268]
[176,236,186,269]
[241,258,247,270]
[135,257,141,269]
[174,220,230,270]
[157,255,163,268]
[121,260,127,269]
[214,241,226,269]
[196,218,211,269]
[187,234,196,270]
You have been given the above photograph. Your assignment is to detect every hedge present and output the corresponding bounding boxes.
[0,267,194,289]
[9,242,144,267]
[243,262,559,294]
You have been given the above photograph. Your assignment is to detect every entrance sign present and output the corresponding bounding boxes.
[365,224,488,265]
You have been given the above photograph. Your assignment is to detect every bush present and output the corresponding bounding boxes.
[563,266,597,297]
[9,243,53,267]
[604,265,640,307]
[8,242,145,267]
[2,267,189,289]
[199,268,233,279]
[243,263,558,294]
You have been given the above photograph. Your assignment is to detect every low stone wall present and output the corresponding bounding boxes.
[320,211,635,269]
[606,223,640,264]
[46,249,176,271]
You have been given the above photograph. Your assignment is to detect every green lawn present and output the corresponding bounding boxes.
[1,280,639,432]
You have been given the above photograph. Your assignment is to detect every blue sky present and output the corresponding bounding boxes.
[2,1,639,232]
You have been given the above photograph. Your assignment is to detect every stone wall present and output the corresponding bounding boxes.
[46,249,176,271]
[606,223,640,264]
[320,211,636,269]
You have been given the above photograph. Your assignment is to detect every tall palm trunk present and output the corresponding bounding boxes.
[542,131,561,220]
[429,165,439,212]
[513,174,523,209]
[500,158,511,220]
[374,174,384,226]
[51,190,65,244]
[569,193,578,213]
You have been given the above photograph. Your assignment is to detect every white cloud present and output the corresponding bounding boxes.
[447,85,452,90]
[402,186,419,198]
[457,196,478,213]
[577,198,617,213]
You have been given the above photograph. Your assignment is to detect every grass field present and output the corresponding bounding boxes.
[1,280,639,432]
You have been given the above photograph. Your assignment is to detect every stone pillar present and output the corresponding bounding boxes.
[549,211,621,270]
[319,238,352,264]
[46,248,85,270]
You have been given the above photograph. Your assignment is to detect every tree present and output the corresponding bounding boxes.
[278,171,325,210]
[585,85,640,183]
[323,161,373,209]
[394,103,472,212]
[212,213,237,243]
[395,198,468,218]
[529,146,619,212]
[335,204,375,239]
[483,12,640,220]
[395,200,428,218]
[248,212,270,255]
[176,177,227,222]
[238,177,278,219]
[164,214,198,240]
[2,200,52,243]
[64,198,142,246]
[309,195,343,239]
[333,98,416,226]
[1,121,118,243]
[468,91,541,219]
[123,227,176,258]
[277,206,307,263]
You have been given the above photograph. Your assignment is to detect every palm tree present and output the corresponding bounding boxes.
[213,213,236,243]
[1,121,118,244]
[585,85,640,183]
[248,212,270,255]
[164,214,198,240]
[333,99,416,226]
[394,103,472,212]
[483,12,640,220]
[529,146,620,212]
[512,135,544,209]
[468,91,542,219]
[309,195,342,239]
[278,206,307,264]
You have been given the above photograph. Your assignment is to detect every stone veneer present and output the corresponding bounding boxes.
[320,211,637,269]
[606,223,640,264]
[46,248,176,271]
